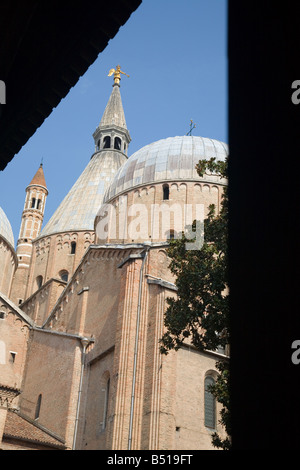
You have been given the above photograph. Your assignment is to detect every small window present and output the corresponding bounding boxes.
[102,377,110,431]
[18,299,23,305]
[36,275,43,289]
[104,378,110,429]
[103,136,111,149]
[0,312,5,319]
[37,199,42,210]
[35,394,42,420]
[163,184,169,200]
[167,229,175,240]
[114,137,121,150]
[59,270,69,282]
[9,352,17,363]
[71,242,76,254]
[31,197,36,208]
[204,376,216,428]
[97,139,100,151]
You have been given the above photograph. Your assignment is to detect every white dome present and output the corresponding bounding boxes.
[0,206,14,247]
[103,135,228,202]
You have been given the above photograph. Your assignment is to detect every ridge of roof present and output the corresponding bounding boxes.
[0,291,35,327]
[3,410,66,449]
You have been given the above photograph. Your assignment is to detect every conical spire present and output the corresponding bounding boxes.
[93,68,131,155]
[99,83,127,129]
[29,163,47,189]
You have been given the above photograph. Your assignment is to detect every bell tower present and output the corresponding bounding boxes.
[10,163,48,305]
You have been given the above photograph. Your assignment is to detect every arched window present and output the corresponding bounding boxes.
[204,376,216,428]
[71,241,76,254]
[37,199,42,210]
[163,184,169,200]
[36,275,43,289]
[114,137,121,150]
[35,394,42,420]
[103,378,110,429]
[97,139,100,151]
[59,270,69,282]
[103,136,111,149]
[100,373,110,431]
[31,197,36,208]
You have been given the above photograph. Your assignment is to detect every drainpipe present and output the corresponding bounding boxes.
[72,337,90,450]
[128,244,150,450]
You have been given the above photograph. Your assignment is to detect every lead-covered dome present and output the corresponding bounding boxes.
[0,206,14,248]
[39,150,127,237]
[103,135,228,202]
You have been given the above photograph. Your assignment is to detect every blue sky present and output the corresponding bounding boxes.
[0,0,227,245]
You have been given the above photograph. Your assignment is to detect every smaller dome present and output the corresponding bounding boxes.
[103,135,228,203]
[0,206,14,247]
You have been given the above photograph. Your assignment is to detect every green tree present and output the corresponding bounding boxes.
[160,157,230,450]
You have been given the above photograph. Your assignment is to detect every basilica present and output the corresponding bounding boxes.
[0,69,228,450]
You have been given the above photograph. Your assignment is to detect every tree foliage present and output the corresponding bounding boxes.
[160,157,231,449]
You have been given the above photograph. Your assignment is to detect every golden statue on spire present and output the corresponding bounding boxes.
[108,65,129,85]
